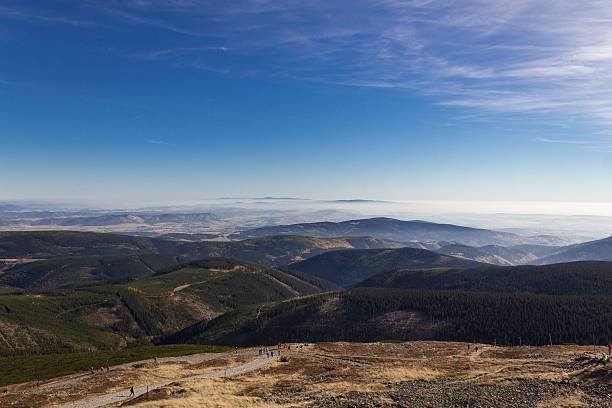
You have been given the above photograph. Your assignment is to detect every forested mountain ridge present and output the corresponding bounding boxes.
[165,288,611,347]
[0,231,402,261]
[288,247,482,287]
[0,254,182,291]
[0,258,332,356]
[0,231,403,290]
[0,230,171,258]
[357,261,612,296]
[1,230,610,358]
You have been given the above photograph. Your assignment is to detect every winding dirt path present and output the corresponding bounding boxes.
[55,351,273,408]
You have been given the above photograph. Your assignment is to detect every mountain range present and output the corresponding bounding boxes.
[534,236,612,264]
[1,226,611,356]
[0,231,402,291]
[233,217,568,247]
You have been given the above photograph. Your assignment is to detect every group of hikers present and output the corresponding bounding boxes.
[257,342,309,358]
[258,347,275,358]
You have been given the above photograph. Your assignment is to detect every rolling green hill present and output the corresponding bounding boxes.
[166,288,611,347]
[0,231,173,258]
[224,235,404,266]
[0,231,402,262]
[107,258,330,312]
[288,247,481,287]
[357,261,612,296]
[0,254,184,291]
[0,232,405,291]
[0,290,135,356]
[0,258,331,356]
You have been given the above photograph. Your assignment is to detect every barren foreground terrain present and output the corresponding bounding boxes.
[2,342,610,407]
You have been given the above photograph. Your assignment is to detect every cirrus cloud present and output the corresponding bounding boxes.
[5,0,612,130]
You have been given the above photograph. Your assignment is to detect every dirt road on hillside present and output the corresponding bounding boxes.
[2,350,274,408]
[56,351,273,408]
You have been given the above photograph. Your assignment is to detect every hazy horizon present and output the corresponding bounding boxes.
[4,197,612,217]
[3,197,612,242]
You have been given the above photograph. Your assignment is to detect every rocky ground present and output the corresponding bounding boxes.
[2,342,610,407]
[253,342,611,408]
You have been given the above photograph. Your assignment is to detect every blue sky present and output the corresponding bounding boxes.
[2,0,612,207]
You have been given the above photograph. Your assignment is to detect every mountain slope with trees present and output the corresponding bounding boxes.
[357,261,612,296]
[0,258,332,356]
[166,288,611,347]
[0,231,402,290]
[288,247,481,287]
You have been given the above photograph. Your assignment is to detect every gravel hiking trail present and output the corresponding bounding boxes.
[52,351,273,408]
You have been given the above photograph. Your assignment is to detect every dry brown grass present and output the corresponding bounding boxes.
[125,379,286,408]
[373,365,443,382]
[5,342,611,408]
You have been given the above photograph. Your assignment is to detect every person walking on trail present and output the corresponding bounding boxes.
[608,344,611,354]
[235,346,238,354]
[129,387,135,397]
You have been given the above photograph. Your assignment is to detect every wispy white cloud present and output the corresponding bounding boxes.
[7,0,612,133]
[122,46,227,60]
[0,5,101,28]
[147,139,175,146]
[534,136,612,154]
[535,137,592,145]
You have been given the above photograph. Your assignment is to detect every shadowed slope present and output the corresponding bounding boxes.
[288,247,481,287]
